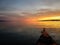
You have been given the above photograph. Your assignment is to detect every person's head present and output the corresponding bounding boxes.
[42,28,49,37]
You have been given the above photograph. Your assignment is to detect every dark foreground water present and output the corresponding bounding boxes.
[0,30,37,45]
[0,28,60,45]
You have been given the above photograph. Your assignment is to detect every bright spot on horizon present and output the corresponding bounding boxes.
[38,16,60,21]
[30,16,60,28]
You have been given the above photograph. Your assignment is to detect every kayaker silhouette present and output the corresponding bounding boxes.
[36,28,58,45]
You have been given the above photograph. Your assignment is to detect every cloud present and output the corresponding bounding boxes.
[0,0,60,11]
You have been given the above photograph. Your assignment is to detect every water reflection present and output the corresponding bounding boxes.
[36,21,60,28]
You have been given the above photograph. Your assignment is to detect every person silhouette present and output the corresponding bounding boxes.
[36,28,58,45]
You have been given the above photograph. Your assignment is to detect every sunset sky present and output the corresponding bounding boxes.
[0,0,60,28]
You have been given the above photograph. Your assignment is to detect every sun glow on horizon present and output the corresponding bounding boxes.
[19,16,60,28]
[34,16,60,28]
[38,16,60,21]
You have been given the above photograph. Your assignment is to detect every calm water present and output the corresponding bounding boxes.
[0,21,60,45]
[36,21,60,28]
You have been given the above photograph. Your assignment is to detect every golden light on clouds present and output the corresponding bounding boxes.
[36,16,60,28]
[38,16,60,21]
[23,16,60,28]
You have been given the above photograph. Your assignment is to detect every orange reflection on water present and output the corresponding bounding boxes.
[36,21,60,28]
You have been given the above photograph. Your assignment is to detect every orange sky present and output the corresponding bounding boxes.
[20,10,60,28]
[1,9,60,28]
